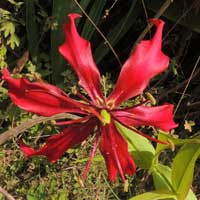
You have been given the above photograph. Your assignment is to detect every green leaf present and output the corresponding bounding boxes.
[152,164,174,192]
[74,154,103,163]
[6,0,23,7]
[51,0,74,83]
[115,122,155,169]
[185,189,197,200]
[171,143,200,199]
[27,184,46,200]
[0,22,15,37]
[129,190,177,200]
[81,0,106,40]
[152,163,197,200]
[0,8,12,18]
[26,0,39,59]
[7,33,20,49]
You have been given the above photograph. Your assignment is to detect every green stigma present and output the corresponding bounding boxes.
[100,109,111,125]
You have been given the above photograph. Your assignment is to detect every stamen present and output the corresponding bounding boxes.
[106,100,115,110]
[56,116,91,126]
[114,99,149,112]
[82,132,100,180]
[112,115,169,145]
[96,95,105,107]
[85,107,105,124]
[76,91,93,105]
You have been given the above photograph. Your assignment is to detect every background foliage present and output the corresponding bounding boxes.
[0,0,200,199]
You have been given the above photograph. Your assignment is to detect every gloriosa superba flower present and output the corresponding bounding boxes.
[2,13,177,182]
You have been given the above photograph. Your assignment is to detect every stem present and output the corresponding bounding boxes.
[158,68,200,101]
[82,132,100,180]
[174,55,200,114]
[102,173,121,200]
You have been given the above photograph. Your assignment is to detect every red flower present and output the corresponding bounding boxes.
[2,13,177,182]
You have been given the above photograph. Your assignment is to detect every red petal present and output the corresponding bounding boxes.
[2,68,85,116]
[59,13,103,104]
[112,104,178,132]
[20,118,97,163]
[100,122,136,182]
[108,19,169,106]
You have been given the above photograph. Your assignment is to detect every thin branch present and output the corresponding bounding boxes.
[175,111,200,120]
[0,186,16,200]
[187,101,200,109]
[141,0,151,38]
[163,4,194,41]
[131,0,173,52]
[0,113,79,146]
[158,68,200,101]
[174,55,200,114]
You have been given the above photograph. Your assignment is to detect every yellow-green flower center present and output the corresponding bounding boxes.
[100,109,111,125]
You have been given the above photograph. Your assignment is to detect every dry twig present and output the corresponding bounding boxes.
[0,186,16,200]
[0,113,79,145]
[131,0,173,52]
[174,55,200,114]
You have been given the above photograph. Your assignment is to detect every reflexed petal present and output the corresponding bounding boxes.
[20,118,97,163]
[59,13,103,104]
[2,68,85,116]
[108,19,169,106]
[112,104,178,132]
[100,122,136,182]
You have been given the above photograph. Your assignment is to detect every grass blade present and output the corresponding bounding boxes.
[26,0,39,60]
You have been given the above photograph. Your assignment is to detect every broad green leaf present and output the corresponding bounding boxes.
[129,190,177,200]
[26,0,39,59]
[152,164,174,192]
[115,122,155,169]
[81,0,106,40]
[171,143,200,199]
[51,0,75,84]
[51,0,90,84]
[185,189,197,200]
[152,163,197,200]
